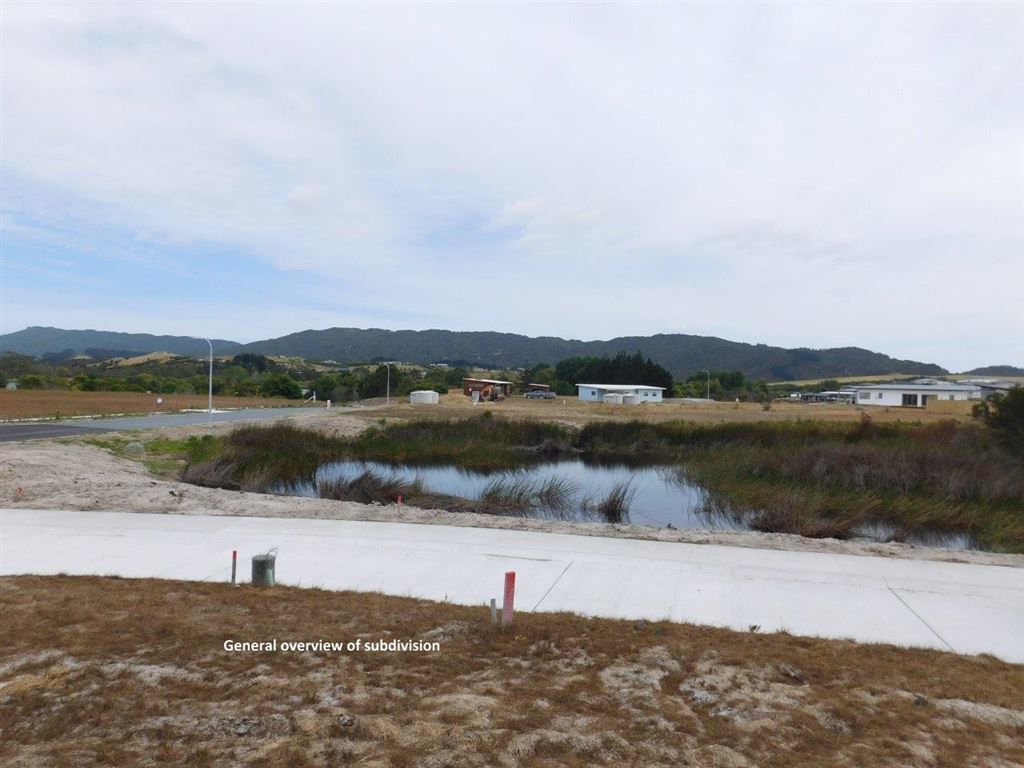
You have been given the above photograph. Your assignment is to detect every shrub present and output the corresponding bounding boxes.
[975,388,1024,458]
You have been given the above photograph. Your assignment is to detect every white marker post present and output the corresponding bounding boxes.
[490,598,497,625]
[502,571,516,626]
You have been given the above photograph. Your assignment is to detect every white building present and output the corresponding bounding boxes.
[576,384,665,403]
[962,380,1018,400]
[409,390,440,405]
[854,382,980,408]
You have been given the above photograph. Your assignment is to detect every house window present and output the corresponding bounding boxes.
[901,393,919,407]
[877,393,883,399]
[859,391,870,400]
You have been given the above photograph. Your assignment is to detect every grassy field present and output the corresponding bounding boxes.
[2,575,1021,768]
[765,373,918,387]
[0,390,307,420]
[361,392,977,426]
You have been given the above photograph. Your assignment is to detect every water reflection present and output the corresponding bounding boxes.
[277,459,976,550]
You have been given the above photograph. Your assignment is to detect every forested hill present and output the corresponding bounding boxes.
[963,365,1024,376]
[0,326,241,358]
[2,325,953,380]
[239,327,947,380]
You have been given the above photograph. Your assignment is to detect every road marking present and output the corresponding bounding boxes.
[484,553,553,562]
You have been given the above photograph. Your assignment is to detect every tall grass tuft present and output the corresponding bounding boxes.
[316,470,423,505]
[583,480,636,524]
[478,475,579,517]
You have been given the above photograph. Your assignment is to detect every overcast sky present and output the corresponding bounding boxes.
[1,1,1021,370]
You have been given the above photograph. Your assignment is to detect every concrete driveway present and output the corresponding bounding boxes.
[3,508,1021,663]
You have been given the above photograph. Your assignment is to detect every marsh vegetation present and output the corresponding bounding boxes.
[180,412,1024,552]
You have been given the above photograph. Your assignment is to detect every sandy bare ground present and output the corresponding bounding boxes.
[2,411,1021,568]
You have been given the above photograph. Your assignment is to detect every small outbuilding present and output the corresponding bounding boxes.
[576,384,665,403]
[463,378,513,400]
[409,390,440,405]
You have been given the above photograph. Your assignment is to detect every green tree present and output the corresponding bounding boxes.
[555,351,673,391]
[311,375,340,398]
[261,373,303,399]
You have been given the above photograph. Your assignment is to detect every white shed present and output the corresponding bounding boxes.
[576,384,666,403]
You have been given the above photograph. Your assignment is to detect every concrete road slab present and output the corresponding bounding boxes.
[2,508,1021,662]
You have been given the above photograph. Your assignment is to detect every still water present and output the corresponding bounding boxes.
[288,459,741,530]
[279,459,976,549]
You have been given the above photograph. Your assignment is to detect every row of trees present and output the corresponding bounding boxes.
[0,353,316,399]
[0,351,482,402]
[674,370,771,401]
[3,349,782,404]
[518,352,675,396]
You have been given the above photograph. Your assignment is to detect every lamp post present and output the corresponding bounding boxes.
[703,369,711,401]
[194,337,213,420]
[383,362,391,407]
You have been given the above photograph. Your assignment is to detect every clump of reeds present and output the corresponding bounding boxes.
[480,476,537,511]
[478,475,579,517]
[181,423,350,492]
[582,480,636,524]
[315,470,423,505]
[350,413,576,468]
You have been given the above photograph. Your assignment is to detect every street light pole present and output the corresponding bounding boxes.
[703,369,711,401]
[202,338,213,419]
[383,362,391,407]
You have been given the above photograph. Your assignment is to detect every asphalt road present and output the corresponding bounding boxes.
[0,407,329,442]
[3,509,1021,662]
[0,423,114,441]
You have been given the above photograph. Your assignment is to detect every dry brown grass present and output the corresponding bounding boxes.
[110,352,180,366]
[0,391,305,420]
[2,576,1021,768]
[362,393,974,429]
[766,373,917,386]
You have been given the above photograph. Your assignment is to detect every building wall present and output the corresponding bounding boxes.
[577,386,663,403]
[463,380,511,397]
[856,389,974,407]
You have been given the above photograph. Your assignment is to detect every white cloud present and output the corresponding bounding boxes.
[1,1,1022,370]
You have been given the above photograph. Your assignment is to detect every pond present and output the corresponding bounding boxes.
[284,458,741,531]
[277,458,977,549]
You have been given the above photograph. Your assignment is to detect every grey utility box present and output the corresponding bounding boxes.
[251,553,276,586]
